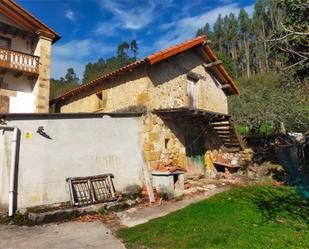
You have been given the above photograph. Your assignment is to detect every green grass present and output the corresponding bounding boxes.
[117,186,309,249]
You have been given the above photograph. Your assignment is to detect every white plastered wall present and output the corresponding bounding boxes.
[0,115,145,209]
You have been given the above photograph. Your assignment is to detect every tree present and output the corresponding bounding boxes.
[50,68,80,101]
[214,14,224,53]
[130,40,138,58]
[227,13,239,74]
[253,0,269,73]
[266,0,309,81]
[228,72,308,133]
[82,58,106,83]
[117,42,129,57]
[239,8,252,78]
[65,68,79,83]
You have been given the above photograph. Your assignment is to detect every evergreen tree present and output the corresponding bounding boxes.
[214,14,224,53]
[130,40,138,58]
[117,42,130,57]
[253,0,269,73]
[239,8,252,78]
[227,13,239,74]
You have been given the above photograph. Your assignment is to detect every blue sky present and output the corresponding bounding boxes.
[18,0,255,80]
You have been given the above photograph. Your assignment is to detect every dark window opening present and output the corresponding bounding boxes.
[165,138,169,149]
[96,92,103,109]
[0,36,11,49]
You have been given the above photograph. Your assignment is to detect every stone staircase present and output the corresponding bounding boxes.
[210,119,246,152]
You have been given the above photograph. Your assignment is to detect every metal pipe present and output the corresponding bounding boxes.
[0,125,19,216]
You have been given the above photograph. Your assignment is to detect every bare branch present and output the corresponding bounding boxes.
[283,58,308,70]
[281,22,309,36]
[265,33,291,42]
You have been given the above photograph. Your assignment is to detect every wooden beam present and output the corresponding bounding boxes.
[203,60,222,68]
[219,84,232,89]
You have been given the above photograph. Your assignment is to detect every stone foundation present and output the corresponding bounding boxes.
[142,113,188,171]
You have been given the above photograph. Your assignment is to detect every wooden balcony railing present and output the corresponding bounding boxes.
[0,47,39,75]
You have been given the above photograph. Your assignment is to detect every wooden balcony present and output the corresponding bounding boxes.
[0,47,39,76]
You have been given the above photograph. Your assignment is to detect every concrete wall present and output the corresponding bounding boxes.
[0,114,145,209]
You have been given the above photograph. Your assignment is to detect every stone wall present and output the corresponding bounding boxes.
[59,50,228,114]
[34,36,52,113]
[142,113,188,171]
[60,67,150,113]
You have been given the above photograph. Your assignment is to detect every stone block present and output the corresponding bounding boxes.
[143,143,153,151]
[183,95,190,107]
[149,132,159,142]
[144,151,161,161]
[143,124,152,132]
[152,124,162,132]
[137,92,149,104]
[152,151,161,161]
[178,154,188,168]
[144,150,152,161]
[148,161,157,170]
[172,158,178,166]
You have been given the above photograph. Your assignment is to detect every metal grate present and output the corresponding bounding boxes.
[66,174,116,206]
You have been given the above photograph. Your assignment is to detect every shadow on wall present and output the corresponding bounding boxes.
[161,118,223,172]
[147,51,202,87]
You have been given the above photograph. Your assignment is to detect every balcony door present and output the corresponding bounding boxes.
[0,36,11,49]
[187,76,198,109]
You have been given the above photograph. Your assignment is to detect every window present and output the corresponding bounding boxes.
[96,90,107,110]
[96,92,103,109]
[0,36,11,49]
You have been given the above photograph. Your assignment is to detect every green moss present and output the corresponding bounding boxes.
[118,186,309,249]
[0,211,31,225]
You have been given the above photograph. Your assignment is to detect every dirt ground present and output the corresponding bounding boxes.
[0,221,126,249]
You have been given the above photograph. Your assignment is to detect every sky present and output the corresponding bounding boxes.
[17,0,256,80]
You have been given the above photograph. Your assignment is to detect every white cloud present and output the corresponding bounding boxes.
[99,0,156,30]
[65,9,75,22]
[95,21,121,36]
[51,39,115,79]
[155,3,254,50]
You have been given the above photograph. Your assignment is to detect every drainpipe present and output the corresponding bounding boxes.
[0,125,19,216]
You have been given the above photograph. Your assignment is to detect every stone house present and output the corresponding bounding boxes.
[0,0,60,113]
[51,36,244,176]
